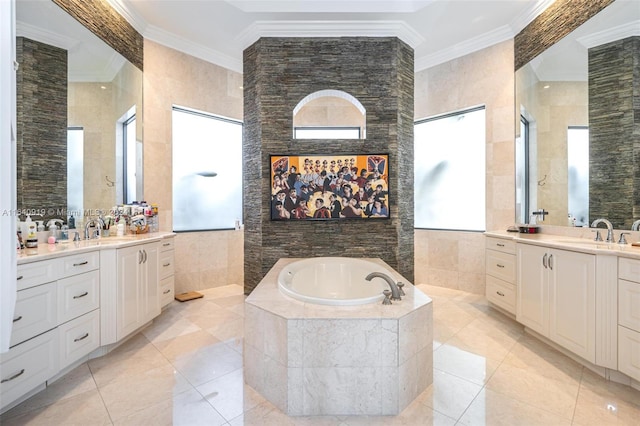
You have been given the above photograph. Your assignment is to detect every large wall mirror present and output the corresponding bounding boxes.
[515,0,639,229]
[16,0,143,223]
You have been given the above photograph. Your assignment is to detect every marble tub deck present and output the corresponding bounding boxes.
[244,258,433,416]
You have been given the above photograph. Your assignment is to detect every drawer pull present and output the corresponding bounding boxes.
[496,291,505,297]
[17,275,23,281]
[1,369,25,383]
[496,264,505,268]
[73,292,89,299]
[74,333,89,342]
[12,316,22,323]
[163,262,171,267]
[163,289,171,295]
[496,243,505,247]
[163,242,171,247]
[73,261,89,267]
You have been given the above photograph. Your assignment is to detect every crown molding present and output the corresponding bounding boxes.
[225,0,436,13]
[105,0,148,34]
[16,21,79,50]
[236,20,425,49]
[510,0,557,34]
[577,20,640,48]
[144,25,243,73]
[415,24,513,71]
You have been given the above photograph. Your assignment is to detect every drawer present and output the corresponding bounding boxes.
[57,270,100,324]
[58,310,100,370]
[58,251,99,279]
[486,274,516,314]
[0,329,58,410]
[618,325,640,382]
[619,258,640,283]
[16,260,57,291]
[486,249,516,283]
[10,282,57,347]
[159,250,175,280]
[619,279,640,333]
[485,237,516,255]
[159,238,175,252]
[160,276,174,308]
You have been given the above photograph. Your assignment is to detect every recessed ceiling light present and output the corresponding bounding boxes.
[543,85,550,89]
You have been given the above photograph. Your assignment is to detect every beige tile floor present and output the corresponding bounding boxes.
[2,283,639,425]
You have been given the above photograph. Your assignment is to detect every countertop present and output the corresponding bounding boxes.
[485,230,640,260]
[17,232,176,265]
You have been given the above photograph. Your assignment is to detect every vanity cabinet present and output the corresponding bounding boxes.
[159,238,175,307]
[116,242,160,340]
[485,237,517,314]
[618,258,640,381]
[517,243,596,363]
[2,250,100,410]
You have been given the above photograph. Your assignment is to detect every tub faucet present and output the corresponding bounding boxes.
[591,218,614,243]
[366,272,401,301]
[84,218,105,240]
[632,220,640,231]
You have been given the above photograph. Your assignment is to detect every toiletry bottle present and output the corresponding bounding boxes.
[36,220,45,232]
[25,222,38,248]
[68,214,75,229]
[60,224,69,241]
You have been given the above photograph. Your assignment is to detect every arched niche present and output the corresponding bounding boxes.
[293,89,366,139]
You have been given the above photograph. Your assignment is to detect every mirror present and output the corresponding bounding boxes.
[15,0,143,222]
[515,0,639,229]
[292,90,366,139]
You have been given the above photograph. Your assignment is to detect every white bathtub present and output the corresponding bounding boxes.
[277,257,396,305]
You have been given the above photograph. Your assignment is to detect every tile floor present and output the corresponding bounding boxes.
[1,284,639,425]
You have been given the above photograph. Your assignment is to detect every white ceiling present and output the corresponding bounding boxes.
[16,0,640,81]
[108,0,556,72]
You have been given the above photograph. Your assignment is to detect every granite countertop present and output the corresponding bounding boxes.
[17,232,176,265]
[485,230,640,260]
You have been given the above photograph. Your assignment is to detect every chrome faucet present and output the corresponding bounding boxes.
[591,218,614,243]
[366,272,401,301]
[84,218,105,240]
[632,220,640,231]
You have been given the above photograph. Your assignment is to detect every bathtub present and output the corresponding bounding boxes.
[277,257,396,305]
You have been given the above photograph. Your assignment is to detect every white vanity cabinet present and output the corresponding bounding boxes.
[618,258,640,381]
[116,242,160,340]
[159,238,175,307]
[485,237,517,314]
[517,243,596,363]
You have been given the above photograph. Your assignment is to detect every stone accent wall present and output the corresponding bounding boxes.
[52,0,143,71]
[589,37,640,229]
[514,0,614,70]
[243,37,414,294]
[16,37,67,218]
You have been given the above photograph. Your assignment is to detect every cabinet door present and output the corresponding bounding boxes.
[141,243,160,324]
[517,244,549,336]
[116,245,142,340]
[549,249,596,363]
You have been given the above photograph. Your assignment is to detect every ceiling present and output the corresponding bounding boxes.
[16,0,639,80]
[109,0,555,72]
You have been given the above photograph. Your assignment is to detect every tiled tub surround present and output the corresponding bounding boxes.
[244,258,433,416]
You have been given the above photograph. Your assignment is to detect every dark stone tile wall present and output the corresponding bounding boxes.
[243,37,414,294]
[16,37,68,219]
[589,37,640,229]
[514,0,614,70]
[52,0,143,71]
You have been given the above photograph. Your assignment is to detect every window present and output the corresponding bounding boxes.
[172,106,243,231]
[293,127,361,139]
[67,127,83,214]
[567,126,589,226]
[414,106,486,231]
[123,114,138,204]
[516,115,530,223]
